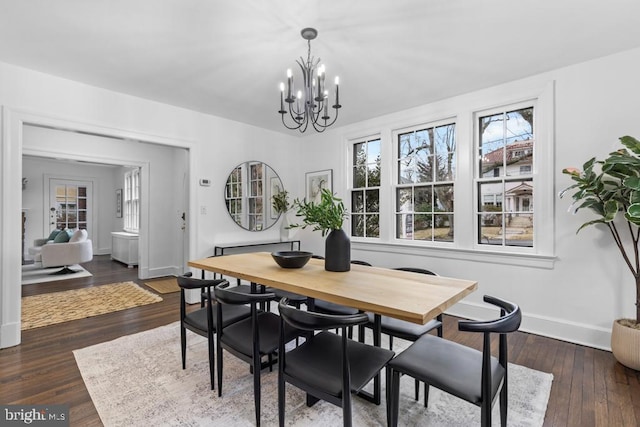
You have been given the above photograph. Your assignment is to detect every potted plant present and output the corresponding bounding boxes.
[560,135,640,369]
[289,188,350,271]
[272,189,291,241]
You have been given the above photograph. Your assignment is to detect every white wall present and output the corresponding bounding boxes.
[0,61,301,348]
[296,47,640,351]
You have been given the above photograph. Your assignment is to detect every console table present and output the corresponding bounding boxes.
[213,240,300,256]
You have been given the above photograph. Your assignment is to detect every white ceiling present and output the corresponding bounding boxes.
[1,1,640,135]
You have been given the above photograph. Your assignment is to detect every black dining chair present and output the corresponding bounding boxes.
[214,282,302,426]
[312,260,372,339]
[177,272,251,390]
[359,267,443,404]
[388,295,522,427]
[277,298,395,427]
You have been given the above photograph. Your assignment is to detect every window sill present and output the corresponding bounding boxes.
[351,240,556,269]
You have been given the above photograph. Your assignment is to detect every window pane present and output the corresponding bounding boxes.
[505,179,533,213]
[506,213,533,247]
[397,188,413,213]
[365,189,379,212]
[367,139,381,164]
[479,182,503,211]
[365,214,379,237]
[398,158,416,184]
[434,214,453,242]
[478,213,503,245]
[414,214,432,241]
[368,162,381,186]
[352,214,364,237]
[354,142,366,166]
[352,191,364,213]
[414,187,431,212]
[396,214,412,239]
[434,184,454,212]
[354,165,366,188]
[506,107,533,143]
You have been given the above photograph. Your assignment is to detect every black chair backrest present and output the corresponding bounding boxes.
[393,267,436,276]
[214,281,275,305]
[351,260,372,266]
[458,295,521,334]
[278,298,369,332]
[311,254,325,260]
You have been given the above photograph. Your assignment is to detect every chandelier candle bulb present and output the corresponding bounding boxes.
[286,69,293,101]
[279,83,285,113]
[334,77,340,108]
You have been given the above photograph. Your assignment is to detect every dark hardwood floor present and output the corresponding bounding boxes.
[1,255,639,426]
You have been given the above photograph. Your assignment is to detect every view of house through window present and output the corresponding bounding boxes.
[395,122,456,242]
[477,106,534,247]
[124,168,140,233]
[351,137,381,238]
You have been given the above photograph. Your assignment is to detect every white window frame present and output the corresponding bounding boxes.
[392,119,457,244]
[349,136,382,239]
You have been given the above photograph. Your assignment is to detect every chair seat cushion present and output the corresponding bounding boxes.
[367,313,441,341]
[221,311,299,357]
[388,334,505,404]
[183,303,250,333]
[313,299,359,316]
[284,331,395,398]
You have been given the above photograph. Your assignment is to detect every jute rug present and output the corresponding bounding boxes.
[21,263,92,285]
[22,282,162,330]
[74,321,553,426]
[144,277,180,294]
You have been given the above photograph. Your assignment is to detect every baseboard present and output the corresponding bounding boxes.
[145,265,181,280]
[447,301,612,351]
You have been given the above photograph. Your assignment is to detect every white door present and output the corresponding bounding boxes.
[48,179,93,238]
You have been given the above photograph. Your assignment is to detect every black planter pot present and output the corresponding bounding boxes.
[325,229,351,272]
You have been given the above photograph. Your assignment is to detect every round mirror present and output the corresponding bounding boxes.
[224,161,284,231]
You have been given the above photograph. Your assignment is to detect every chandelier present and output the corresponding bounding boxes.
[278,28,341,133]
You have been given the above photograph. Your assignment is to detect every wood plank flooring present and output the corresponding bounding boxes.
[1,255,639,426]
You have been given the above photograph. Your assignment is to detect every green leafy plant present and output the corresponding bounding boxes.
[272,190,290,214]
[289,188,348,236]
[560,135,640,323]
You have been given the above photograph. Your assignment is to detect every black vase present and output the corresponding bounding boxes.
[325,228,351,272]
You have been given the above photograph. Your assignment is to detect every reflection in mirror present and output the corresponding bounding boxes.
[224,161,283,231]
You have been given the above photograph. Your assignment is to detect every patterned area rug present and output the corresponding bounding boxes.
[74,322,553,426]
[144,277,180,294]
[22,282,162,330]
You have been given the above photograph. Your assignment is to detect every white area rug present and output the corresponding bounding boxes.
[21,263,91,285]
[74,321,553,426]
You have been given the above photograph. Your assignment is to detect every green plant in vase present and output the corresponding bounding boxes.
[289,188,350,271]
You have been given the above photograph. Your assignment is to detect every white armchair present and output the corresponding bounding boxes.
[31,229,94,274]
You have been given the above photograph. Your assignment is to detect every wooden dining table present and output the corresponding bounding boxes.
[188,251,478,404]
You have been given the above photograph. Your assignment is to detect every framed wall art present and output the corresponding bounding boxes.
[305,169,332,204]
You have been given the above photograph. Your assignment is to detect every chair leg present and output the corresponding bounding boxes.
[390,369,401,427]
[423,382,429,407]
[500,378,508,427]
[180,325,186,370]
[207,333,215,390]
[481,397,491,427]
[389,335,394,350]
[216,346,223,397]
[414,379,419,401]
[278,373,286,427]
[254,356,262,427]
